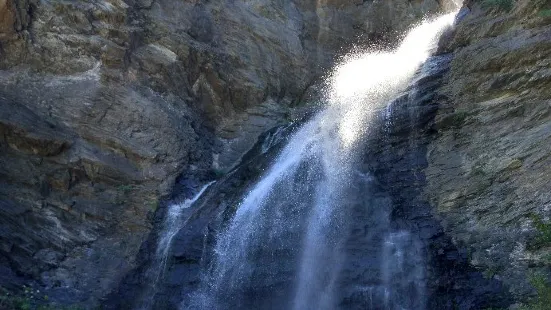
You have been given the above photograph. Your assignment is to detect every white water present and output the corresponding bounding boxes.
[190,12,457,310]
[139,181,215,310]
[329,13,457,149]
[156,181,216,276]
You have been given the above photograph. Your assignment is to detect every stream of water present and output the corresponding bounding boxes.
[138,182,215,310]
[185,12,457,310]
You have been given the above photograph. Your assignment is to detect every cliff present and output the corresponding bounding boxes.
[2,0,549,308]
[427,0,551,304]
[0,0,451,307]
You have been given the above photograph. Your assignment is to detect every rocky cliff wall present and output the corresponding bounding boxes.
[427,0,551,304]
[0,0,452,307]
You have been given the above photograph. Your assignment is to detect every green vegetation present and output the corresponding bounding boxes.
[519,273,551,310]
[0,285,34,310]
[114,184,136,205]
[542,253,551,264]
[0,286,82,310]
[482,0,514,12]
[540,9,551,18]
[437,110,469,129]
[528,214,551,250]
[117,184,135,194]
[212,168,226,179]
[506,158,523,171]
[147,198,159,211]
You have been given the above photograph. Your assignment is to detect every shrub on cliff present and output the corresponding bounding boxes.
[540,9,551,17]
[482,0,514,11]
[519,274,551,310]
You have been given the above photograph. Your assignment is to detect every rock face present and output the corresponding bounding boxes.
[0,0,453,307]
[116,52,513,310]
[426,0,551,304]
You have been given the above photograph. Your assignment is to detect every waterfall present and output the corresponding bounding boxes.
[138,181,215,310]
[187,12,457,310]
[156,182,216,278]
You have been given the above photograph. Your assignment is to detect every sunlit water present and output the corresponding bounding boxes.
[187,12,457,310]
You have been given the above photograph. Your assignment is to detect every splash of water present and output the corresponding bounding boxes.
[189,12,456,310]
[329,13,457,148]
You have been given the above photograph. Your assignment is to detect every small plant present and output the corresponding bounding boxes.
[147,199,159,211]
[438,110,469,129]
[212,168,226,179]
[0,289,84,309]
[0,286,64,310]
[0,286,30,310]
[519,273,551,310]
[284,112,295,123]
[529,214,551,249]
[542,253,551,264]
[482,0,514,12]
[114,185,136,205]
[540,9,551,18]
[471,165,487,177]
[117,184,135,194]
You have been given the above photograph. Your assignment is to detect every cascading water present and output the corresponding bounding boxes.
[138,181,215,310]
[187,12,457,310]
[157,182,216,278]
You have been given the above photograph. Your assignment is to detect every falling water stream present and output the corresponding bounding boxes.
[138,182,215,310]
[183,12,458,310]
[157,182,216,278]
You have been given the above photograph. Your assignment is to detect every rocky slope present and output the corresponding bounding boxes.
[0,0,452,307]
[427,0,551,305]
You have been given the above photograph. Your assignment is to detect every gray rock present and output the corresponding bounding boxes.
[426,0,551,302]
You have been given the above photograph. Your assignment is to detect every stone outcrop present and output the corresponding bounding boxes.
[426,0,551,304]
[0,0,453,307]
